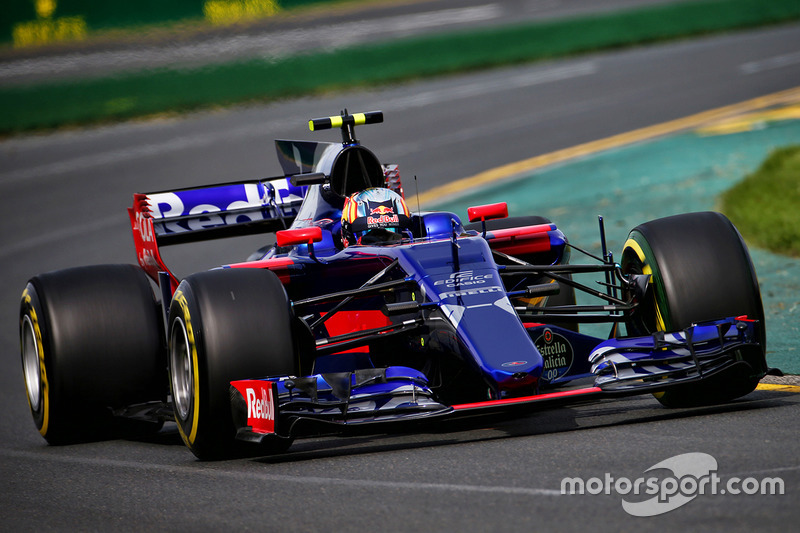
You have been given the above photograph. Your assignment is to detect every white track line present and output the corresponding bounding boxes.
[0,448,562,496]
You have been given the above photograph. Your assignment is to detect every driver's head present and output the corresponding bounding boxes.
[341,188,411,247]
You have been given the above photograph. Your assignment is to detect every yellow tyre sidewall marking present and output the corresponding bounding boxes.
[623,239,670,400]
[22,288,50,437]
[623,238,666,332]
[173,290,201,446]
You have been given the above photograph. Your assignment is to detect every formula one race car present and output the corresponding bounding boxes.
[20,111,770,459]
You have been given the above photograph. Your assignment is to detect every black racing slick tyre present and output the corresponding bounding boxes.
[19,265,165,444]
[621,212,767,408]
[168,268,298,460]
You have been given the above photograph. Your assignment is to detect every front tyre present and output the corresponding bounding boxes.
[621,212,767,407]
[168,269,297,460]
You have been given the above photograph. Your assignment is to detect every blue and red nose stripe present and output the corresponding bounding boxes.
[452,386,603,411]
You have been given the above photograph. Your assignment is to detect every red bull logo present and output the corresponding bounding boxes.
[367,203,399,226]
[369,205,395,215]
[367,214,400,226]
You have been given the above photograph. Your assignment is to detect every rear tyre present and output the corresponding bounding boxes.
[20,265,165,444]
[168,269,297,460]
[467,216,577,331]
[465,215,552,233]
[621,212,767,407]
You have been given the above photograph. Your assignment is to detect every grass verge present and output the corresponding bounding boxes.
[721,145,800,257]
[2,0,800,134]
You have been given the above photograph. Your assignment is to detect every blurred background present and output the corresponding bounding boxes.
[3,0,798,132]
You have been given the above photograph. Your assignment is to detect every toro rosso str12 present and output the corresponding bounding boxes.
[20,111,771,459]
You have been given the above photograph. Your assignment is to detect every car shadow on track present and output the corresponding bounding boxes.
[88,388,796,460]
[249,390,797,464]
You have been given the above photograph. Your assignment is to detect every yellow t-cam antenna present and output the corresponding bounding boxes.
[308,110,384,145]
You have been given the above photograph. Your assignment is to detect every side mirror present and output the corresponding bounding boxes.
[467,202,508,223]
[467,202,508,238]
[276,226,323,247]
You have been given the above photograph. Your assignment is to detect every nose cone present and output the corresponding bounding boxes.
[439,298,544,393]
[490,366,540,392]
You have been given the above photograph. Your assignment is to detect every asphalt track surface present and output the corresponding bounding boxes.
[2,21,800,533]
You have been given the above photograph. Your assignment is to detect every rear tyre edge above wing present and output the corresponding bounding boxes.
[466,215,578,332]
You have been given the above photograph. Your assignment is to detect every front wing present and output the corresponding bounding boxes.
[230,316,763,444]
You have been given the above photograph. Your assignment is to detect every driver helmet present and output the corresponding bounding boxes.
[341,188,412,247]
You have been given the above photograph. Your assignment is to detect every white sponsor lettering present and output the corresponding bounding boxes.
[134,209,155,243]
[561,452,785,517]
[148,192,185,234]
[434,270,495,288]
[439,286,503,300]
[147,183,268,234]
[187,204,225,231]
[246,387,274,421]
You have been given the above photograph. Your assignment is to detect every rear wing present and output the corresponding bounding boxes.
[128,117,404,292]
[128,176,304,287]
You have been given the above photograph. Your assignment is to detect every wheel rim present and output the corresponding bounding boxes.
[622,238,667,336]
[622,258,659,335]
[170,318,193,421]
[21,315,42,412]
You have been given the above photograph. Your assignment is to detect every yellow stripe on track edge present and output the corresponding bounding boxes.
[418,86,800,207]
